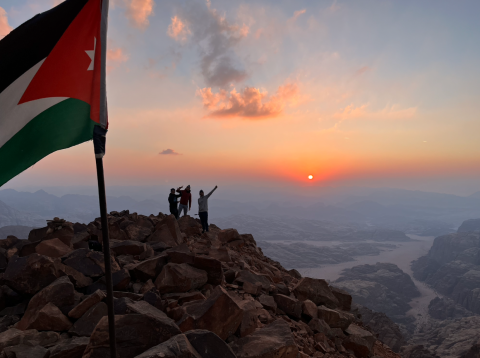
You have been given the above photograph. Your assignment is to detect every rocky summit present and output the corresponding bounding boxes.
[0,211,402,358]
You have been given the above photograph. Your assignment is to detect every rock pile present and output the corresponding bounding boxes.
[0,211,400,358]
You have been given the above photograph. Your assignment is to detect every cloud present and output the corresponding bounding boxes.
[0,7,12,39]
[288,9,306,24]
[125,0,154,30]
[333,103,418,121]
[167,16,191,42]
[107,47,128,72]
[355,66,371,76]
[172,2,249,87]
[197,82,300,119]
[160,149,181,155]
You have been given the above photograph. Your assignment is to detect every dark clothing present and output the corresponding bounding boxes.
[199,211,209,232]
[168,193,180,219]
[176,189,192,207]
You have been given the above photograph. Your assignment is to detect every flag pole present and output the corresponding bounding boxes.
[96,0,116,356]
[93,126,117,358]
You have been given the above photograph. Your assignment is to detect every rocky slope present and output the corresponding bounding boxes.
[411,229,480,314]
[0,211,400,358]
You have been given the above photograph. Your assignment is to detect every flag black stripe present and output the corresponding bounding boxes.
[0,0,89,95]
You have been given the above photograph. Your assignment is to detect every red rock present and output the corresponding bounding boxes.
[235,270,272,290]
[217,229,241,243]
[62,248,120,278]
[177,286,244,340]
[48,337,90,358]
[57,264,93,288]
[345,324,375,349]
[0,236,20,250]
[125,300,168,321]
[185,329,237,358]
[230,320,299,358]
[125,224,152,242]
[4,254,60,295]
[177,216,202,237]
[108,222,128,241]
[243,281,262,295]
[2,344,49,358]
[302,299,318,318]
[343,335,372,358]
[207,248,231,262]
[111,241,146,256]
[274,294,302,319]
[133,334,201,358]
[155,263,208,294]
[129,254,168,281]
[237,300,259,337]
[259,294,277,311]
[83,313,181,358]
[192,256,224,286]
[68,289,105,319]
[27,302,72,332]
[28,227,49,242]
[317,306,354,330]
[308,318,332,335]
[330,286,352,311]
[293,277,339,309]
[34,238,72,258]
[148,215,184,247]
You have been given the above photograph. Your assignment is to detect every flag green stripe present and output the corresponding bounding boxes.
[0,98,96,187]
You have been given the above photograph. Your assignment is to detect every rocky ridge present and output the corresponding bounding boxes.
[0,211,400,358]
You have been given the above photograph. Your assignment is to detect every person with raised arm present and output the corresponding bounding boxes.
[176,185,192,217]
[198,186,218,233]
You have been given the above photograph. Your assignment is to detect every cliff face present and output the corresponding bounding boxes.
[411,228,480,314]
[0,211,400,358]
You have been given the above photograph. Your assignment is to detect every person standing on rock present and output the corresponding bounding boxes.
[198,186,218,233]
[176,185,192,217]
[168,188,181,219]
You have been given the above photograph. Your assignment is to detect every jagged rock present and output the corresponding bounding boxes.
[317,305,354,330]
[2,344,49,358]
[0,236,20,250]
[274,294,302,319]
[34,238,72,258]
[68,289,106,319]
[177,216,202,237]
[207,248,231,262]
[148,215,183,247]
[48,337,90,358]
[288,269,302,279]
[237,300,259,337]
[243,281,262,295]
[0,328,60,351]
[293,277,339,309]
[57,264,93,288]
[17,276,75,330]
[330,286,352,311]
[128,254,168,281]
[28,228,48,243]
[302,299,317,318]
[83,313,181,358]
[26,302,72,331]
[217,229,240,243]
[230,319,299,358]
[163,291,205,306]
[62,249,120,278]
[191,256,224,286]
[4,254,60,295]
[0,315,20,333]
[258,294,277,311]
[345,324,375,350]
[177,286,243,340]
[124,224,152,242]
[155,263,208,294]
[69,302,107,336]
[308,318,332,335]
[126,300,168,320]
[343,335,372,358]
[133,334,201,358]
[111,241,146,256]
[185,329,237,358]
[235,270,271,290]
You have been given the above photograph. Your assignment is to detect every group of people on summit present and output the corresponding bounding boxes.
[168,185,218,233]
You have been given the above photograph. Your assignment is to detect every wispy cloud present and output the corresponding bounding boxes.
[125,0,154,30]
[107,47,128,72]
[197,82,300,119]
[167,16,191,42]
[288,9,306,24]
[160,149,181,155]
[334,103,418,121]
[0,7,12,39]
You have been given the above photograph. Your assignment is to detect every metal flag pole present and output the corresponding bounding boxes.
[93,126,117,358]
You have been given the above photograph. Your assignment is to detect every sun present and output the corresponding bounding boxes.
[308,175,314,180]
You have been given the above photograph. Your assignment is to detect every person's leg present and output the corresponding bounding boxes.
[205,211,209,232]
[178,204,186,217]
[199,212,207,232]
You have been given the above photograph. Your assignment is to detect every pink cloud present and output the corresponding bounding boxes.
[288,9,306,24]
[197,82,300,119]
[167,16,191,42]
[125,0,154,29]
[0,7,12,39]
[107,47,128,72]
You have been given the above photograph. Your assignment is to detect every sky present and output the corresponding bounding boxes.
[1,0,480,197]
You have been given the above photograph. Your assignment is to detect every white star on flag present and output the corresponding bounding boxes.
[86,38,96,71]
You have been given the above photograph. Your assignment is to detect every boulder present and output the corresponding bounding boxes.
[217,229,240,243]
[235,270,272,290]
[343,335,372,358]
[48,337,90,358]
[308,318,332,335]
[0,236,20,250]
[148,215,183,247]
[330,286,352,311]
[129,254,168,281]
[4,254,60,295]
[17,276,75,330]
[124,224,152,242]
[177,286,244,340]
[57,264,93,288]
[2,344,49,358]
[35,238,72,258]
[237,300,259,337]
[288,269,302,279]
[259,294,277,312]
[26,302,72,331]
[133,334,201,358]
[185,329,237,358]
[207,248,231,263]
[62,249,120,278]
[69,302,107,337]
[177,216,202,237]
[243,281,262,295]
[0,328,60,351]
[108,222,128,241]
[125,300,168,320]
[83,313,181,358]
[230,320,299,358]
[317,306,354,330]
[274,294,302,319]
[302,299,318,318]
[192,256,224,286]
[68,289,106,319]
[111,241,146,256]
[155,263,208,294]
[28,227,49,243]
[293,277,339,308]
[345,324,375,349]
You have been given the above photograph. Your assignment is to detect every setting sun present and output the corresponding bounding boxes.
[308,175,314,180]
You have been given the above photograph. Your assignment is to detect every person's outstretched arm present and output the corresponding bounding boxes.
[176,186,183,193]
[206,185,218,198]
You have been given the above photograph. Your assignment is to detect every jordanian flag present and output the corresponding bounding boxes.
[0,0,109,186]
